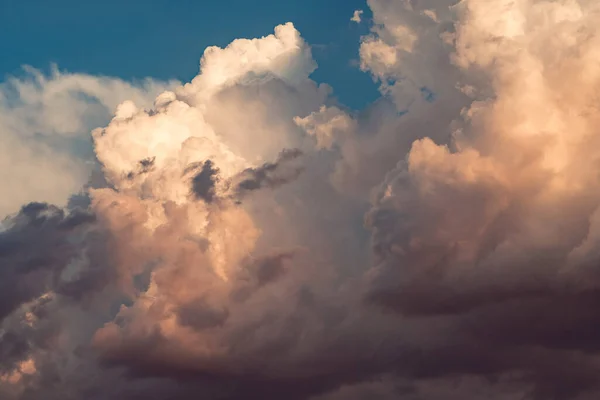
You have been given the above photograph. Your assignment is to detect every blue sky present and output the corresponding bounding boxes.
[0,0,380,109]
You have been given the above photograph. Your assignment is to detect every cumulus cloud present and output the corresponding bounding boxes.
[4,2,600,399]
[0,66,176,218]
[362,0,600,398]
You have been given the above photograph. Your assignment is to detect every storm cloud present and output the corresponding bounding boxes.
[3,2,600,399]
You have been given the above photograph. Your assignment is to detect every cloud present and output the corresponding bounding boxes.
[179,22,317,104]
[0,203,96,320]
[190,160,221,203]
[294,106,356,150]
[188,149,304,204]
[0,66,176,218]
[360,0,600,398]
[351,10,363,23]
[229,148,304,199]
[4,2,600,400]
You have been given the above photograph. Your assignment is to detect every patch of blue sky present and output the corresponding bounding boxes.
[0,0,380,109]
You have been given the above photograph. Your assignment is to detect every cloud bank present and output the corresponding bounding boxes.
[3,2,600,399]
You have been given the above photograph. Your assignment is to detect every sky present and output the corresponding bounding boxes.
[0,0,379,109]
[4,1,600,400]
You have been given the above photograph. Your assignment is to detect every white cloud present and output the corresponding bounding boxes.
[294,105,356,150]
[179,22,317,104]
[0,67,176,217]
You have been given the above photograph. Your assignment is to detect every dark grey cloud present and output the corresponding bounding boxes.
[232,148,304,199]
[187,149,304,205]
[126,157,156,180]
[358,166,600,400]
[176,298,229,331]
[189,160,220,203]
[0,202,95,321]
